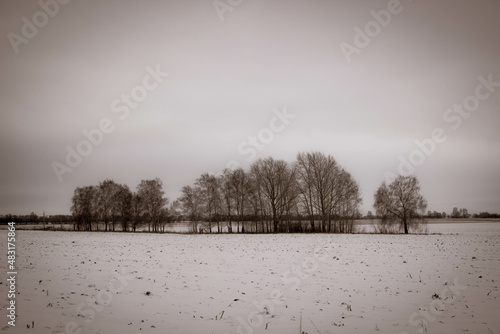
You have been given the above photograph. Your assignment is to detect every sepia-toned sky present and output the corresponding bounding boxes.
[1,0,499,215]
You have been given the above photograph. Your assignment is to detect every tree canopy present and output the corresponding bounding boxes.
[373,175,427,234]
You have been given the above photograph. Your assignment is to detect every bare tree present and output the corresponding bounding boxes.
[295,152,362,233]
[295,152,338,232]
[113,184,132,232]
[229,168,251,233]
[250,157,297,233]
[97,179,121,231]
[247,172,268,233]
[333,169,362,233]
[179,185,203,233]
[158,207,170,232]
[137,178,168,232]
[220,169,235,233]
[195,173,221,233]
[71,186,97,231]
[130,192,142,232]
[295,152,318,231]
[373,175,427,234]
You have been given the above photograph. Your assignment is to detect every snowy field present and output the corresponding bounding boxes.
[1,223,499,334]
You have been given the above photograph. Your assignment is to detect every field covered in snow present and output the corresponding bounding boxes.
[1,223,499,334]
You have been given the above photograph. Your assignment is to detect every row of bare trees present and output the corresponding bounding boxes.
[69,152,362,233]
[70,178,172,232]
[68,152,434,234]
[179,152,362,233]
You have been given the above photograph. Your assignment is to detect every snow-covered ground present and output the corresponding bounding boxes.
[1,223,499,333]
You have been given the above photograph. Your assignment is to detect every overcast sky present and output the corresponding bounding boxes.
[1,0,499,216]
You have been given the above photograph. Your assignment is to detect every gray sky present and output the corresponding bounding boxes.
[1,0,499,216]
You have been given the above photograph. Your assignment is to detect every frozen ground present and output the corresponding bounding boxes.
[1,223,499,334]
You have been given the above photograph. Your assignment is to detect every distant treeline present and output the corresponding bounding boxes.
[0,214,72,224]
[472,212,500,218]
